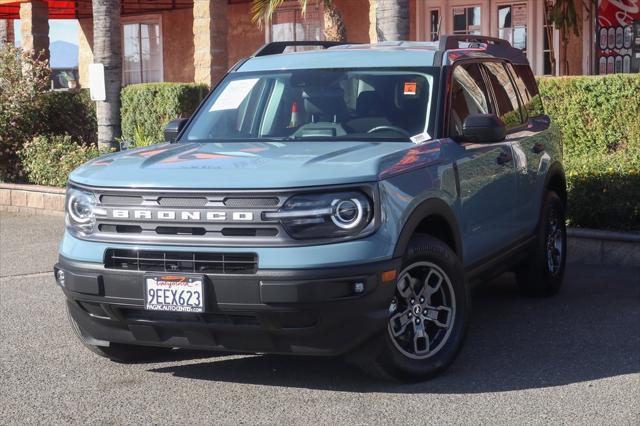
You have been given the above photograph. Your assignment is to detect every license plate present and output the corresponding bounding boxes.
[145,275,204,313]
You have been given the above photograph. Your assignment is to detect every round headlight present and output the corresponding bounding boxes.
[68,191,95,224]
[331,198,363,229]
[65,188,96,235]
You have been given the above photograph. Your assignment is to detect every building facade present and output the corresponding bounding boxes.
[1,0,639,88]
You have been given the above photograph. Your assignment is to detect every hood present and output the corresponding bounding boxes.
[69,140,444,189]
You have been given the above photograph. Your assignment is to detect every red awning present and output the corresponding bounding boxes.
[0,0,222,20]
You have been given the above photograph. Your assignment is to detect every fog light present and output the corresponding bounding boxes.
[55,269,65,287]
[353,282,365,294]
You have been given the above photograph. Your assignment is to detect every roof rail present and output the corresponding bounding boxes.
[438,35,511,50]
[253,41,353,57]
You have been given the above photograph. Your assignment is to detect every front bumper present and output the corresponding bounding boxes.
[56,255,401,356]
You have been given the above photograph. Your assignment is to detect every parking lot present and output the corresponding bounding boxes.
[0,212,638,425]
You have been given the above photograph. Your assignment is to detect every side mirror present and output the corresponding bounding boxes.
[164,118,189,143]
[462,114,506,143]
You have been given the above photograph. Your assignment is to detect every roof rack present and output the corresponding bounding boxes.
[253,41,353,57]
[437,34,527,65]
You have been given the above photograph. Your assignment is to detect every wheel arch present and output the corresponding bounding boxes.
[393,198,463,262]
[545,161,567,208]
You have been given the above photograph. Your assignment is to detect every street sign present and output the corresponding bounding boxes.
[88,63,106,101]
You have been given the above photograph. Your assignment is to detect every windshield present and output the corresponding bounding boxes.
[183,68,436,143]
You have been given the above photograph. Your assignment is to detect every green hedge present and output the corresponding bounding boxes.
[121,83,208,146]
[40,90,97,145]
[19,135,102,187]
[538,74,640,231]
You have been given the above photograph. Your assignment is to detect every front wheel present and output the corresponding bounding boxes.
[358,235,469,381]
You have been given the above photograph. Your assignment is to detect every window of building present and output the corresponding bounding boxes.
[542,5,554,75]
[122,17,163,85]
[452,6,481,35]
[448,63,490,138]
[429,9,440,41]
[482,61,524,128]
[269,2,323,49]
[497,3,527,54]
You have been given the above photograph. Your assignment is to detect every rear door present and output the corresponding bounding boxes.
[481,60,546,238]
[447,62,519,266]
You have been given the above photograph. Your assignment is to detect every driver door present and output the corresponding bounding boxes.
[448,62,519,266]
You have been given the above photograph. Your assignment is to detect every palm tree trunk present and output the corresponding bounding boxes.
[375,0,409,42]
[322,0,346,42]
[92,0,122,151]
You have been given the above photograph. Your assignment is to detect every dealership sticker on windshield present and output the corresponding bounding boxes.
[410,132,431,144]
[404,82,417,95]
[210,78,259,111]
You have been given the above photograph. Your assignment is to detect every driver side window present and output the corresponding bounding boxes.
[448,63,491,139]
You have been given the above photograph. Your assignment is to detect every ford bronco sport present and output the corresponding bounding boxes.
[56,36,567,381]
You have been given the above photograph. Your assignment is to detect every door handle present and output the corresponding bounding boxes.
[496,152,512,165]
[532,142,545,153]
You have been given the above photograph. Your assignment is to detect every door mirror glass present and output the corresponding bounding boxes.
[164,118,189,142]
[462,114,506,143]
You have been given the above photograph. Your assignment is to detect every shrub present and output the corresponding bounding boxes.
[121,83,208,146]
[0,44,50,182]
[19,135,102,187]
[40,90,97,145]
[538,74,640,231]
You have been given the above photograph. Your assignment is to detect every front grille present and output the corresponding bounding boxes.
[224,197,279,207]
[105,249,258,274]
[100,195,143,205]
[158,197,208,207]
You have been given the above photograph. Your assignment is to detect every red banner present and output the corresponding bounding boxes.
[596,0,640,73]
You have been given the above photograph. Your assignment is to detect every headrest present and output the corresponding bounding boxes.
[356,91,384,116]
[303,87,346,117]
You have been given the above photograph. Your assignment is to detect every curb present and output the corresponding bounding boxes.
[1,184,638,267]
[567,229,639,268]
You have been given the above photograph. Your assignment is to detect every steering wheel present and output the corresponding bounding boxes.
[367,125,411,138]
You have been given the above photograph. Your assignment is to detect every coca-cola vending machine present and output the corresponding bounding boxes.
[596,1,640,74]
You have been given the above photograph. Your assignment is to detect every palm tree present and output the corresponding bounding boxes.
[92,0,122,150]
[251,0,347,42]
[375,0,409,42]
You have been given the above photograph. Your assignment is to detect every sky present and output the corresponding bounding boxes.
[13,19,79,46]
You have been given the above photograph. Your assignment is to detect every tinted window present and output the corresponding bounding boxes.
[448,63,490,138]
[483,62,523,128]
[511,64,545,117]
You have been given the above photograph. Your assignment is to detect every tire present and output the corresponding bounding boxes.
[356,235,470,382]
[66,303,173,363]
[516,191,567,297]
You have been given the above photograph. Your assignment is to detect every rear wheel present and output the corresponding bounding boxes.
[516,191,566,297]
[358,235,469,381]
[66,303,172,363]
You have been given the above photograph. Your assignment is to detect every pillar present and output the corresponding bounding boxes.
[193,0,228,87]
[19,1,49,61]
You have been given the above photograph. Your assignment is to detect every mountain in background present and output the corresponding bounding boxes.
[50,40,78,68]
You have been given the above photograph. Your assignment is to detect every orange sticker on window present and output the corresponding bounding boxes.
[404,82,417,95]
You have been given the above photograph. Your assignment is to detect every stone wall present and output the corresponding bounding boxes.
[163,8,196,82]
[227,1,265,68]
[0,184,65,216]
[333,0,371,43]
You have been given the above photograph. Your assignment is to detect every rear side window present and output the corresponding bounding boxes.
[510,64,545,118]
[448,63,491,139]
[482,61,524,128]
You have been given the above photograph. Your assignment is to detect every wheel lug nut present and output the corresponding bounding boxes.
[410,298,415,305]
[415,318,420,324]
[420,297,425,303]
[423,309,428,315]
[408,313,413,318]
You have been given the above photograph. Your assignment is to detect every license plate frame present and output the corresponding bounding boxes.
[144,274,205,313]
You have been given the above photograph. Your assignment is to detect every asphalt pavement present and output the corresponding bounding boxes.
[1,212,638,425]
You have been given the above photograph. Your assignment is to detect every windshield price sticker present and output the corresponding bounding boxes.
[210,78,259,111]
[404,82,417,96]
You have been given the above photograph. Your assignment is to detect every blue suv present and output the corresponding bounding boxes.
[56,36,567,381]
